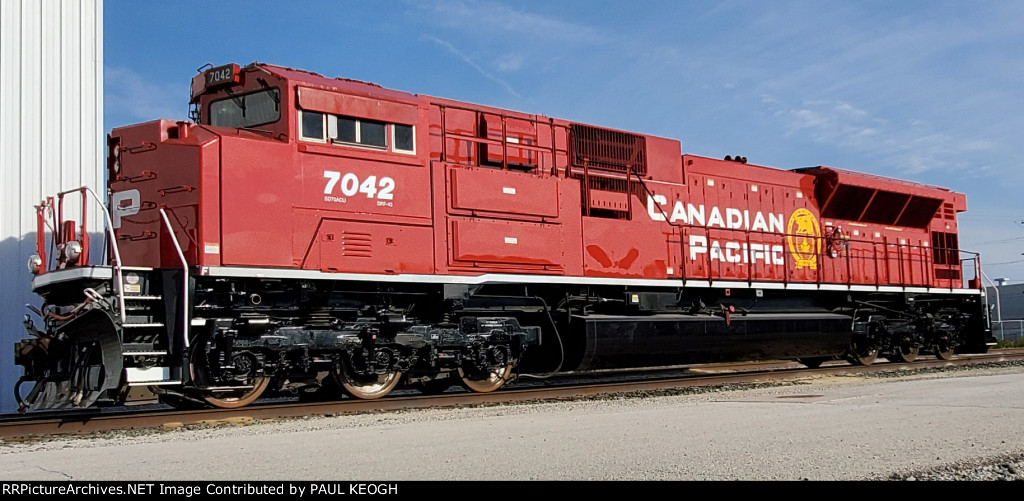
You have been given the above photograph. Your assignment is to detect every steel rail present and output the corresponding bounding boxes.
[2,350,1022,440]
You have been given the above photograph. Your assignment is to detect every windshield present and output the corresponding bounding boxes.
[209,88,280,128]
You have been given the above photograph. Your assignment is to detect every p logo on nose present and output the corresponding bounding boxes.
[111,189,140,229]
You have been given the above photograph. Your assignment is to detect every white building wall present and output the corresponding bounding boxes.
[0,0,103,412]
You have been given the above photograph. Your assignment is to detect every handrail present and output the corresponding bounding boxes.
[431,101,567,173]
[54,186,128,324]
[980,267,999,329]
[651,214,976,289]
[159,208,191,350]
[615,165,977,291]
[440,131,556,153]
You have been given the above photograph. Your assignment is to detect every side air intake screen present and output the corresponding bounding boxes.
[570,123,647,175]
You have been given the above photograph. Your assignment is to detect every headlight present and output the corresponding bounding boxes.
[27,254,43,274]
[64,241,82,263]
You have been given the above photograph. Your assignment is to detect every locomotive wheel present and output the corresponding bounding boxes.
[457,365,513,393]
[934,342,956,361]
[890,345,920,363]
[201,379,271,409]
[189,336,270,409]
[848,339,878,366]
[336,367,402,400]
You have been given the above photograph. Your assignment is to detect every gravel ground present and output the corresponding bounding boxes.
[861,360,1024,480]
[3,360,1024,481]
[887,452,1024,481]
[859,360,1024,481]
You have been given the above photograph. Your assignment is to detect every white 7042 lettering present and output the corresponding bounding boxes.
[323,171,395,200]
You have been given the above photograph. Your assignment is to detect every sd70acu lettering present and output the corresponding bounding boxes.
[14,62,993,410]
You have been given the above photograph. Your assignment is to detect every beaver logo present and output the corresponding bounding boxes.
[787,208,821,269]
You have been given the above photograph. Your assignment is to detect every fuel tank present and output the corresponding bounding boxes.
[569,312,853,370]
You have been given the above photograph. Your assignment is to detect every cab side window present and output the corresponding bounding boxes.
[297,106,414,155]
[300,110,326,141]
[331,116,387,149]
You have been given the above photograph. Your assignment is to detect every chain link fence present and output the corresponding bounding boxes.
[993,320,1024,342]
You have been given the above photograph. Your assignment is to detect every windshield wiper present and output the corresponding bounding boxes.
[257,78,280,111]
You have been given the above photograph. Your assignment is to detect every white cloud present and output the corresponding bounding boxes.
[495,53,525,72]
[778,98,995,176]
[834,102,867,119]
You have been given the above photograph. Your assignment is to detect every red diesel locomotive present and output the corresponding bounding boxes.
[15,62,992,410]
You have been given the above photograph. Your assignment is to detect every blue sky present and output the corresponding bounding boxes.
[105,0,1024,283]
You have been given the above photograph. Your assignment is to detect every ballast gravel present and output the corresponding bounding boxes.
[2,360,1024,481]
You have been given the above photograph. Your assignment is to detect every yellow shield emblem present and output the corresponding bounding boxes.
[787,208,821,270]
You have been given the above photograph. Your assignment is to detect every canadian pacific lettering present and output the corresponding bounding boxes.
[647,194,787,265]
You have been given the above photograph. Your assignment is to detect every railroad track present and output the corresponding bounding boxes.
[3,349,1023,441]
